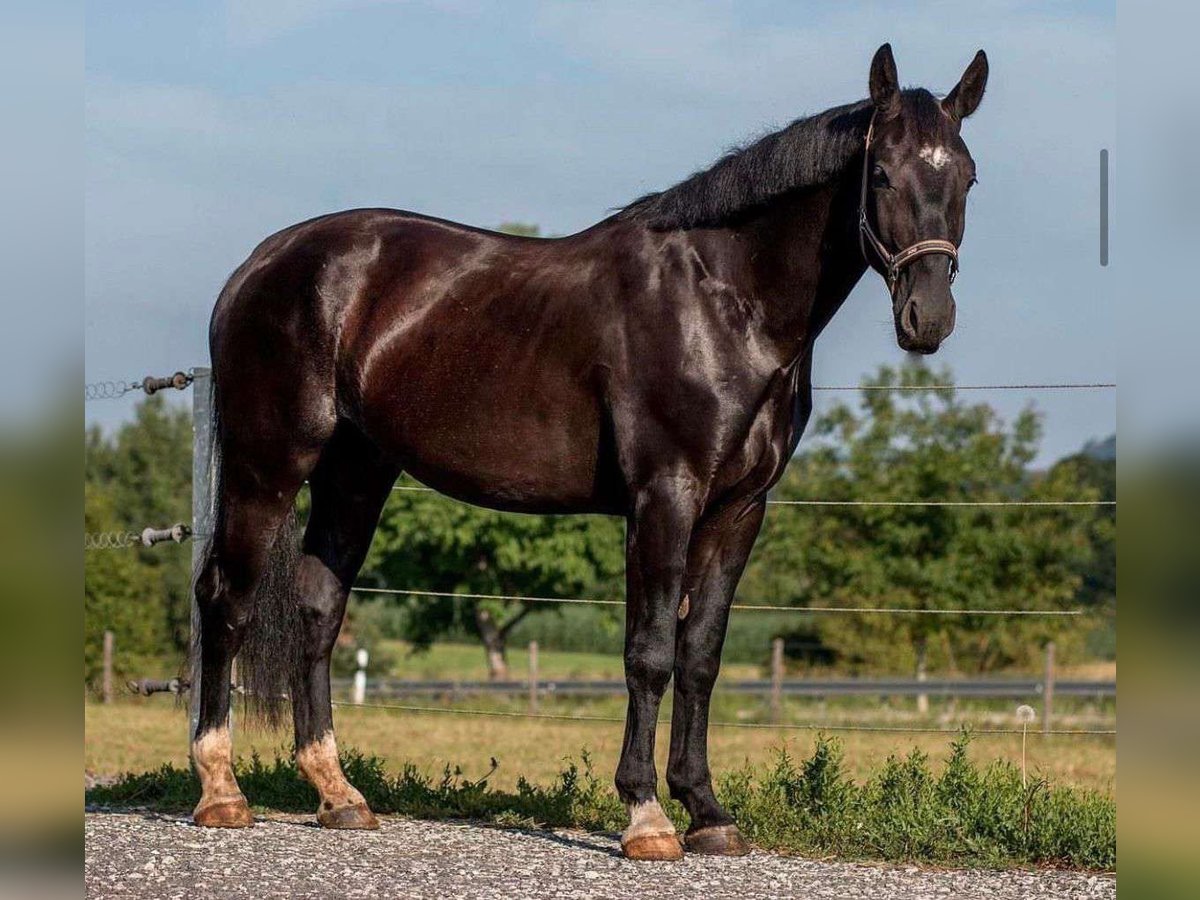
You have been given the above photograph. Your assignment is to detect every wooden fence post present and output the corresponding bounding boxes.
[1043,641,1056,734]
[770,637,784,723]
[102,630,114,704]
[528,641,539,715]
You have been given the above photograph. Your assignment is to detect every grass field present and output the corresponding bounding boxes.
[85,698,1115,795]
[89,641,1115,793]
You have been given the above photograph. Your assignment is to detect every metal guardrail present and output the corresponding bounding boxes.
[328,677,1116,700]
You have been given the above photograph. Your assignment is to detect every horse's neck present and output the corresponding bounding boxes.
[731,167,868,363]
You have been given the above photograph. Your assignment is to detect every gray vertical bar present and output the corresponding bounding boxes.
[1100,149,1109,266]
[190,367,213,744]
[1043,641,1056,734]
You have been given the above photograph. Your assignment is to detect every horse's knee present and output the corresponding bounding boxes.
[625,640,674,695]
[675,653,720,696]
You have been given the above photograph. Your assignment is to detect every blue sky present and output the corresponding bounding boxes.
[84,1,1115,464]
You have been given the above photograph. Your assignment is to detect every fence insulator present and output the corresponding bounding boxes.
[140,523,192,547]
[141,371,194,395]
[125,677,240,696]
[85,524,192,551]
[127,677,188,696]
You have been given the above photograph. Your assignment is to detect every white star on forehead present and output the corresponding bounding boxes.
[918,145,952,171]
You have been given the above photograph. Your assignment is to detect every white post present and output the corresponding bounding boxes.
[528,641,539,715]
[189,367,213,743]
[353,648,369,705]
[102,630,114,704]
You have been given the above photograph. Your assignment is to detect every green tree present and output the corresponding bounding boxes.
[1048,438,1115,612]
[361,488,625,679]
[496,222,541,237]
[744,361,1097,694]
[1045,437,1116,660]
[86,395,194,651]
[84,483,169,687]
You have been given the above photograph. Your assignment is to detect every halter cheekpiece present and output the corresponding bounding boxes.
[858,113,960,293]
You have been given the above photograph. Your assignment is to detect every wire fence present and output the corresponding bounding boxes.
[85,374,1116,404]
[86,367,1117,741]
[84,531,143,551]
[326,697,1116,737]
[349,585,1088,617]
[811,382,1116,392]
[390,483,1114,508]
[84,380,142,402]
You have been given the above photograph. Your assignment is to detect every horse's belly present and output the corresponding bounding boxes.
[357,371,611,514]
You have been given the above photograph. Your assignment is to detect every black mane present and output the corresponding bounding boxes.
[619,90,940,230]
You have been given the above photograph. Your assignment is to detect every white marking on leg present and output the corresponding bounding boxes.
[296,731,366,809]
[192,727,243,806]
[918,144,952,171]
[623,799,677,841]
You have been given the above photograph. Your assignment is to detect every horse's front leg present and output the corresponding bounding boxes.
[667,497,766,856]
[615,475,702,861]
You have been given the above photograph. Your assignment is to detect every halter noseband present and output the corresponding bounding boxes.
[858,113,959,294]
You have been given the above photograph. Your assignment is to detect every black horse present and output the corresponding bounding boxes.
[190,44,987,860]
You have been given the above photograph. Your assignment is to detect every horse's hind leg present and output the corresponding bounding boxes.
[292,424,399,829]
[192,450,315,827]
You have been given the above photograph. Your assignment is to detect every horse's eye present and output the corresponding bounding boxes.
[967,175,979,190]
[871,165,891,189]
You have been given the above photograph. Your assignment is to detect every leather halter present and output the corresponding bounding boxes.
[858,113,959,294]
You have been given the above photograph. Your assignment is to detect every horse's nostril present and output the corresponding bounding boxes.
[904,302,920,336]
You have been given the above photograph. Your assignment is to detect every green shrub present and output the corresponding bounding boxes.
[86,732,1113,869]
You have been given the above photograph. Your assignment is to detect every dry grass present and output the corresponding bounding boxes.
[85,699,1115,794]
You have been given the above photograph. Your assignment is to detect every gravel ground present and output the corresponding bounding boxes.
[84,811,1116,900]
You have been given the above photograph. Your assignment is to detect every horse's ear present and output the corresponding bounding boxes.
[942,50,988,123]
[869,43,901,120]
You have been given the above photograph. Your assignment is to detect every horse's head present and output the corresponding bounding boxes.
[861,44,988,354]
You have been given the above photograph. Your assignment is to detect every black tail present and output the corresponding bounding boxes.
[188,378,306,729]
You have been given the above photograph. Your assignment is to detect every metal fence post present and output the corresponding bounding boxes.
[228,656,237,741]
[528,641,539,715]
[102,630,114,704]
[190,367,213,744]
[1043,641,1056,734]
[770,637,784,723]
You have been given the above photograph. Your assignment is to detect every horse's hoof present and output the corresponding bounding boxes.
[685,824,751,856]
[193,797,254,828]
[317,801,380,830]
[621,832,684,861]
